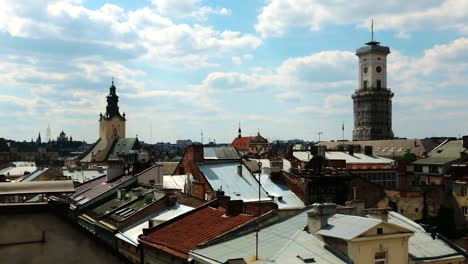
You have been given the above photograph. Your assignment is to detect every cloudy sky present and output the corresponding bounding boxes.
[0,0,467,144]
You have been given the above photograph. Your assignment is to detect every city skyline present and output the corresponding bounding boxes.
[0,0,467,143]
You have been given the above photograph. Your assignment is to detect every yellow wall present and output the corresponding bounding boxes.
[100,116,125,140]
[349,236,410,264]
[383,190,424,221]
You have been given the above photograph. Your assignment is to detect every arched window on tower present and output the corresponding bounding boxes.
[377,80,381,89]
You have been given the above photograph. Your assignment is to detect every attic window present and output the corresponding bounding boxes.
[297,255,316,263]
[377,227,383,235]
[437,149,443,153]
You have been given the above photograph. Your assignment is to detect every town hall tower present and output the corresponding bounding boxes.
[352,40,394,141]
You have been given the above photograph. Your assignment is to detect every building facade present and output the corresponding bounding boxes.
[352,40,394,141]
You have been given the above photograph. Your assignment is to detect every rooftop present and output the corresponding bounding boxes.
[116,204,194,246]
[388,211,465,262]
[63,167,107,183]
[230,136,255,151]
[413,140,466,165]
[204,147,241,160]
[197,162,270,202]
[316,214,382,240]
[139,206,255,259]
[191,210,349,264]
[293,151,394,165]
[256,174,304,209]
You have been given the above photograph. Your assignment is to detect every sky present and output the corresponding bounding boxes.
[0,0,467,144]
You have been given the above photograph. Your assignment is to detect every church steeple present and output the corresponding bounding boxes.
[238,122,242,138]
[104,79,124,120]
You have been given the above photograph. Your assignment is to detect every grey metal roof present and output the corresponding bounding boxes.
[190,210,349,264]
[293,151,394,164]
[17,168,49,182]
[388,211,464,262]
[63,168,107,183]
[0,181,75,195]
[316,214,381,240]
[197,162,270,202]
[108,138,139,160]
[80,138,109,162]
[257,174,304,209]
[204,147,241,160]
[412,140,465,165]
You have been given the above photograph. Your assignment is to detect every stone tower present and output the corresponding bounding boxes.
[352,40,394,141]
[99,81,126,140]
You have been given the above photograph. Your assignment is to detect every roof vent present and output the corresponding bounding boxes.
[297,255,315,263]
[237,165,242,176]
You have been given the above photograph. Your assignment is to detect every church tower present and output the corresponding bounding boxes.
[99,81,126,140]
[352,39,394,141]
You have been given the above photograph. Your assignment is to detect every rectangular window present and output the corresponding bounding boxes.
[363,80,368,89]
[414,165,423,172]
[375,252,387,264]
[461,187,467,196]
[377,80,381,88]
[462,206,468,216]
[429,166,439,174]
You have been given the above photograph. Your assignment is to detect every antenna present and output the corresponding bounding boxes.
[201,129,204,144]
[46,123,51,142]
[314,131,323,142]
[371,19,374,41]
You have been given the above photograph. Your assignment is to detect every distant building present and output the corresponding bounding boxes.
[352,39,394,140]
[230,125,269,155]
[78,82,141,163]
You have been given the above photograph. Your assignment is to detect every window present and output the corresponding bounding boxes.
[375,252,387,264]
[415,208,419,212]
[149,180,155,185]
[461,187,467,196]
[414,165,423,172]
[400,209,404,213]
[429,166,439,174]
[377,228,383,235]
[462,206,468,216]
[377,80,381,89]
[363,80,368,89]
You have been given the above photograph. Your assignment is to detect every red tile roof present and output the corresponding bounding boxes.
[230,136,254,151]
[139,206,255,259]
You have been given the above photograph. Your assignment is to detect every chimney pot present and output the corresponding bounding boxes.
[237,165,243,176]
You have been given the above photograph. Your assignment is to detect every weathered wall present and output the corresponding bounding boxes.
[0,205,127,264]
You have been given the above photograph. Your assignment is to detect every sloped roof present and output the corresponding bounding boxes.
[413,140,466,165]
[79,138,109,162]
[17,168,49,182]
[139,206,255,259]
[108,138,140,160]
[197,162,270,202]
[316,214,382,240]
[204,147,240,160]
[293,151,394,164]
[156,162,179,175]
[230,137,255,151]
[388,211,465,262]
[257,174,304,209]
[317,138,443,157]
[116,204,194,246]
[191,210,350,264]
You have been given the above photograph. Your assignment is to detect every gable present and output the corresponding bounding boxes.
[359,222,413,238]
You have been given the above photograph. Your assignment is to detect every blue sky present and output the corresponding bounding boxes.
[0,0,467,143]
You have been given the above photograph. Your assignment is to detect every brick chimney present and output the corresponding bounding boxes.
[307,203,336,233]
[364,146,373,156]
[188,144,204,164]
[344,200,365,216]
[463,136,468,149]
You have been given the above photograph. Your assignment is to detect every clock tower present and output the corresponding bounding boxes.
[99,81,126,140]
[352,40,394,141]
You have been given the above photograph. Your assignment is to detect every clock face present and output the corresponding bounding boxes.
[376,66,382,73]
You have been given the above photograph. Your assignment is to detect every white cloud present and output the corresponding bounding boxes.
[151,0,231,20]
[256,0,468,38]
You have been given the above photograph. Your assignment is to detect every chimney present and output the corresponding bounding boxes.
[307,203,336,233]
[463,136,468,149]
[117,188,127,200]
[131,187,143,199]
[310,145,319,156]
[167,194,177,207]
[145,192,153,204]
[364,146,373,156]
[226,200,244,216]
[345,200,365,216]
[348,146,354,156]
[189,144,204,163]
[366,208,389,222]
[237,165,243,176]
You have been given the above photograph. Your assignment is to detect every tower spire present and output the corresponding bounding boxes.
[371,19,374,42]
[238,121,242,138]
